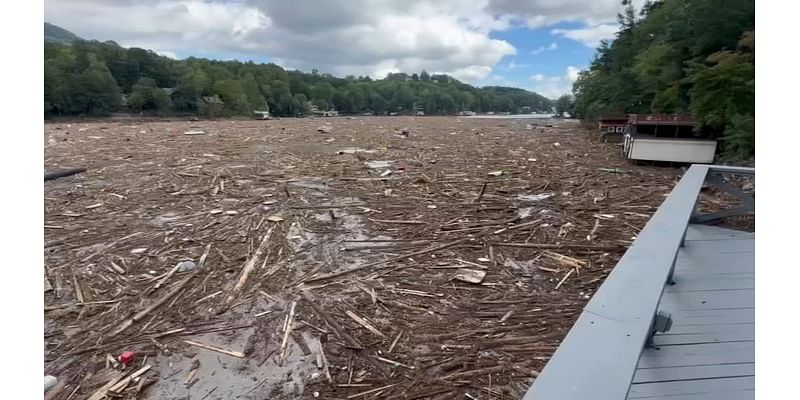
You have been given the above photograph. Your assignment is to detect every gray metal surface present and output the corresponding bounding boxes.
[522,164,755,400]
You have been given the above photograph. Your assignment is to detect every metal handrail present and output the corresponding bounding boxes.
[522,164,754,399]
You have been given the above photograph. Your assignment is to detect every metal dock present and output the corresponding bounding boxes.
[523,164,755,400]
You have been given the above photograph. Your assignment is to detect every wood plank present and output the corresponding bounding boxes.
[628,390,754,400]
[674,257,754,274]
[665,278,754,292]
[667,308,755,325]
[682,239,754,253]
[633,363,754,383]
[652,331,754,345]
[683,225,753,241]
[637,342,754,368]
[628,376,754,398]
[665,323,754,335]
[659,290,754,311]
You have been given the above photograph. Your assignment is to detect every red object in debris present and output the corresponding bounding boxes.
[119,351,136,365]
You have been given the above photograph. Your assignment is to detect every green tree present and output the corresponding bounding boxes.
[67,57,122,116]
[555,94,574,117]
[128,77,169,112]
[172,67,209,112]
[213,79,249,114]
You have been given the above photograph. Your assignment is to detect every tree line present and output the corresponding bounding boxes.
[568,0,754,159]
[44,39,552,119]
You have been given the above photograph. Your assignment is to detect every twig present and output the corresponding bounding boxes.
[183,340,245,358]
[345,310,386,338]
[305,237,472,282]
[109,275,194,338]
[388,330,403,353]
[474,181,488,203]
[489,242,625,251]
[554,268,575,290]
[347,384,398,399]
[368,218,426,225]
[376,355,414,369]
[72,273,84,304]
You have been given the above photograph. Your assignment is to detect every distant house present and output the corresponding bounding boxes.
[310,105,338,117]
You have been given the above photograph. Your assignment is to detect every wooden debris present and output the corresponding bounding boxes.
[490,242,624,251]
[347,384,398,399]
[345,310,386,338]
[109,364,152,393]
[278,300,297,365]
[554,268,575,290]
[376,355,415,369]
[183,340,245,358]
[86,371,125,400]
[543,251,587,270]
[222,226,274,309]
[453,268,487,284]
[388,330,403,353]
[72,273,84,303]
[368,218,426,225]
[109,275,194,337]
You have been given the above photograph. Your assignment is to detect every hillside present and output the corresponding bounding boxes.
[44,22,80,44]
[44,38,552,118]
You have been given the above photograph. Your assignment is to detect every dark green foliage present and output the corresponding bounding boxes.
[128,78,170,112]
[44,24,552,119]
[572,0,754,159]
[555,95,574,117]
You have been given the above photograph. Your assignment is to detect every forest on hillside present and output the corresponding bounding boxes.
[569,0,755,159]
[44,37,552,119]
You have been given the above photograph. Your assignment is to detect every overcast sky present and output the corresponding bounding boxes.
[44,0,638,98]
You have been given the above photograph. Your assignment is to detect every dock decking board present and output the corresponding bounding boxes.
[626,224,755,400]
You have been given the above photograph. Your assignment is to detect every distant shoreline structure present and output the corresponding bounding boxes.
[466,114,556,119]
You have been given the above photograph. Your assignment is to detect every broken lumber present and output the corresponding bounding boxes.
[183,340,245,358]
[488,242,625,251]
[222,226,274,309]
[278,300,297,365]
[109,275,194,338]
[345,310,386,338]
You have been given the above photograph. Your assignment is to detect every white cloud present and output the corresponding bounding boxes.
[155,50,179,59]
[531,42,558,55]
[565,66,581,82]
[486,0,644,28]
[527,65,583,98]
[44,0,517,83]
[551,24,619,47]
